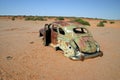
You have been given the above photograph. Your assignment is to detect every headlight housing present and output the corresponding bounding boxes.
[95,42,100,52]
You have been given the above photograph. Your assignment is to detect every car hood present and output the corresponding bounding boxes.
[74,36,97,53]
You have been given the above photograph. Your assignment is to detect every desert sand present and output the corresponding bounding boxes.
[0,18,120,80]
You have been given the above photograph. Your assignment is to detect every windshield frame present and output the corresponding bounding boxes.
[73,27,88,34]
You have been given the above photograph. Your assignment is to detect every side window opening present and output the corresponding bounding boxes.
[59,28,65,35]
[52,24,58,32]
[53,27,57,32]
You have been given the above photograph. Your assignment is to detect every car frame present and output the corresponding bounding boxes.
[39,21,103,61]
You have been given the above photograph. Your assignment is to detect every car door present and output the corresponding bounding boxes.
[51,25,58,45]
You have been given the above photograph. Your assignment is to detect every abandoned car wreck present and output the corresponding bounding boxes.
[39,21,103,61]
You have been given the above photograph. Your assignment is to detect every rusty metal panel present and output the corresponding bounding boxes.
[53,21,70,27]
[51,25,58,44]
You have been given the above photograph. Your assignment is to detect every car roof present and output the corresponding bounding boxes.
[51,21,87,29]
[52,21,84,27]
[52,21,70,27]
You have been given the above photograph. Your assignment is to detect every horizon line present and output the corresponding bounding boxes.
[0,15,119,20]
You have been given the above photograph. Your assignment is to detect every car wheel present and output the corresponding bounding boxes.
[55,46,59,51]
[80,55,84,61]
[99,51,103,57]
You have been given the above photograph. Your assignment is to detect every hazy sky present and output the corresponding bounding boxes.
[0,0,120,19]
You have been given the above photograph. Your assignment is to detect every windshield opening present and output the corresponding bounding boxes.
[73,28,88,34]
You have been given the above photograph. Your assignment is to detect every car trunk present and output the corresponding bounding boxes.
[74,35,97,53]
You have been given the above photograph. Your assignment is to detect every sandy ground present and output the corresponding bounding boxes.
[0,19,120,80]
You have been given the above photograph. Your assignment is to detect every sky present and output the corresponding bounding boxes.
[0,0,120,20]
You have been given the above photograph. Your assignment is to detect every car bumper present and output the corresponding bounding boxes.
[70,51,103,61]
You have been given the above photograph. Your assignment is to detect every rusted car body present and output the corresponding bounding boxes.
[39,21,103,61]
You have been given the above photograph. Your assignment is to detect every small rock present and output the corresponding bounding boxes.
[30,41,34,44]
[6,56,13,60]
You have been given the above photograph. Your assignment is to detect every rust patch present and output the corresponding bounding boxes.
[53,21,70,27]
[51,26,58,44]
